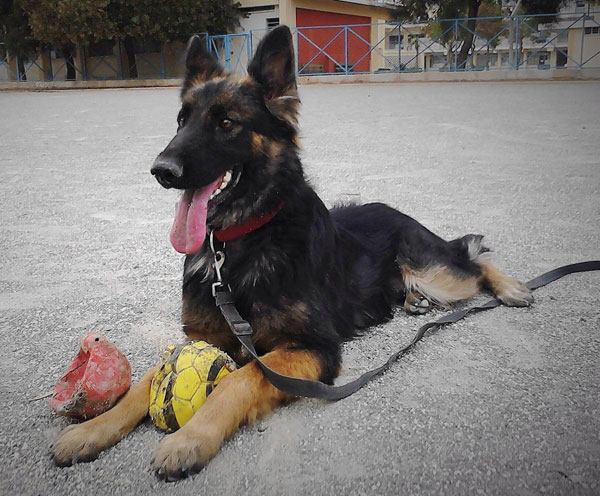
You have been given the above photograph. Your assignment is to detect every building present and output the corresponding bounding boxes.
[1,0,598,82]
[375,0,600,72]
[238,0,393,73]
[239,0,393,33]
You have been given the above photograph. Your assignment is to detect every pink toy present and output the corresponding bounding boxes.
[50,333,131,419]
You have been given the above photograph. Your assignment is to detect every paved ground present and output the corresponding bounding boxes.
[0,81,599,496]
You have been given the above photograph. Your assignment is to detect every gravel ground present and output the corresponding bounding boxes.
[0,81,599,496]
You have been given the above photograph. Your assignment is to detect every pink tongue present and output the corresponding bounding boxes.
[169,176,223,254]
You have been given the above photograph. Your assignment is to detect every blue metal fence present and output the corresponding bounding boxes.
[1,11,599,83]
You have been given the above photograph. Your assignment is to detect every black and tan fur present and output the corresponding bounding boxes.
[52,26,533,480]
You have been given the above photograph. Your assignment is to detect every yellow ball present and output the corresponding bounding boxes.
[149,341,237,432]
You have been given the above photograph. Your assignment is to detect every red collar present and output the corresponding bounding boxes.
[213,203,284,242]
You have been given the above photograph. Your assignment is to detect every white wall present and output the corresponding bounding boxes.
[239,5,280,34]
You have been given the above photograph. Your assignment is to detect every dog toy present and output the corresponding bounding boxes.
[149,341,237,432]
[49,333,131,419]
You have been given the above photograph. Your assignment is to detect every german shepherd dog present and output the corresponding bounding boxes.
[52,26,533,480]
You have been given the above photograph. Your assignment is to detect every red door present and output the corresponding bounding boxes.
[296,9,371,74]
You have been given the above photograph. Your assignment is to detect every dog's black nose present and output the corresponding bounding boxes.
[151,158,183,188]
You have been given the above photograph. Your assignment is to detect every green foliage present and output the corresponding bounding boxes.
[475,1,503,48]
[520,0,566,23]
[436,0,470,20]
[19,0,241,48]
[20,0,113,46]
[521,0,565,16]
[0,0,39,57]
[391,0,476,22]
[421,0,476,47]
[390,0,430,21]
[389,0,567,58]
[391,0,567,21]
[106,0,241,41]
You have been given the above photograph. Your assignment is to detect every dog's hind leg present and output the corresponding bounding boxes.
[398,233,483,312]
[152,347,325,481]
[479,259,533,307]
[401,263,482,311]
[52,365,157,467]
[400,233,533,311]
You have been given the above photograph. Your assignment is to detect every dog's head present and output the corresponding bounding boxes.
[151,26,301,254]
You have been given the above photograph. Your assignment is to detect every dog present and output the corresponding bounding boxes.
[52,25,533,480]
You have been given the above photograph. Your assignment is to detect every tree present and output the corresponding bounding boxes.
[522,0,565,17]
[101,0,240,77]
[390,0,431,21]
[391,0,566,21]
[392,0,486,69]
[20,0,113,79]
[112,0,241,41]
[0,0,39,79]
[474,1,503,49]
[21,0,113,46]
[513,1,566,66]
[20,0,241,78]
[391,0,567,69]
[519,0,566,27]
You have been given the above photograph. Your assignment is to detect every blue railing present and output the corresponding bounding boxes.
[1,11,599,83]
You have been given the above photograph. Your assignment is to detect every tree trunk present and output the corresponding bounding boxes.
[456,0,480,70]
[17,56,27,81]
[40,47,53,81]
[123,37,138,79]
[62,46,76,80]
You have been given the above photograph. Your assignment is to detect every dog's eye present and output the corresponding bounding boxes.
[219,118,233,130]
[177,107,190,129]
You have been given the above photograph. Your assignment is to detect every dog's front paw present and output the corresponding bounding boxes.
[496,278,534,307]
[52,422,110,467]
[152,425,224,481]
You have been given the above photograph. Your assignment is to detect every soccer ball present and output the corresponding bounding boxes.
[149,341,237,432]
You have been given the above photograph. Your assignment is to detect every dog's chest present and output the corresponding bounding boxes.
[184,248,215,284]
[185,243,280,293]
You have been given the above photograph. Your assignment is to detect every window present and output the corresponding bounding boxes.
[88,40,115,57]
[584,26,600,35]
[240,6,275,14]
[478,53,496,67]
[266,18,279,30]
[386,34,404,50]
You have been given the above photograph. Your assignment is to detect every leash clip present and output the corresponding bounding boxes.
[213,250,225,282]
[210,231,229,296]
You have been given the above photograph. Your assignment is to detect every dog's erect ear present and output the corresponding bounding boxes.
[181,35,225,95]
[185,35,224,81]
[248,26,296,99]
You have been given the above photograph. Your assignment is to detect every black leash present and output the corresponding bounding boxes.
[210,234,600,401]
